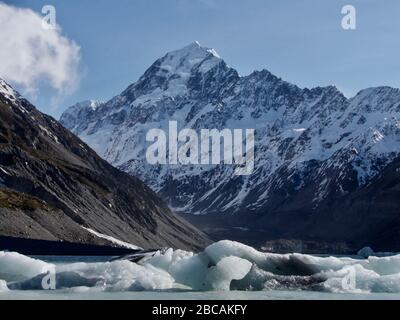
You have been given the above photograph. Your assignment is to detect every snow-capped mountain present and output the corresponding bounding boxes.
[57,43,400,251]
[60,42,400,250]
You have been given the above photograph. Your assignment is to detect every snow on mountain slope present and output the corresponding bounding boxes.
[60,42,400,218]
[0,79,19,102]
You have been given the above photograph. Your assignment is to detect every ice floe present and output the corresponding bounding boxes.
[0,280,8,292]
[1,241,400,294]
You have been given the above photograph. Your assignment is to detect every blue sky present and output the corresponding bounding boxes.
[3,0,400,118]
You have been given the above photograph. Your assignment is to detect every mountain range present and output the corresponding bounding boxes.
[59,42,400,252]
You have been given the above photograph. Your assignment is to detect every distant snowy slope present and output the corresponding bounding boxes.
[61,42,400,222]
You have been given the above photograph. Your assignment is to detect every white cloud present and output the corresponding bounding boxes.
[0,2,81,96]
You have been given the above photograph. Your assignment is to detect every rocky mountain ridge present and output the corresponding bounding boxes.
[0,78,209,251]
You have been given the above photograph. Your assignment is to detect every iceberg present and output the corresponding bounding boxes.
[0,280,8,292]
[1,240,400,294]
[0,251,53,282]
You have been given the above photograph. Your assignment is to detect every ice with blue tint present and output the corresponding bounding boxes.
[1,240,400,298]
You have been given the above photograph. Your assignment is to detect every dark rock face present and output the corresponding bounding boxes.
[315,157,400,251]
[60,43,400,252]
[183,158,400,252]
[0,79,209,251]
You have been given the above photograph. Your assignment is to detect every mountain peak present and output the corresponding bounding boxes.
[117,42,227,100]
[158,42,222,75]
[174,41,221,59]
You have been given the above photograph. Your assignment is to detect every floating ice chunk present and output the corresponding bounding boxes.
[232,265,328,292]
[147,248,194,270]
[358,247,397,258]
[146,249,207,290]
[369,273,400,293]
[147,248,174,271]
[205,240,267,265]
[3,241,400,294]
[0,280,9,292]
[56,260,175,291]
[9,271,100,291]
[366,255,400,275]
[320,265,370,293]
[205,240,349,276]
[64,286,100,294]
[127,264,174,291]
[167,253,210,290]
[0,251,52,282]
[148,246,253,291]
[358,247,375,258]
[318,264,400,293]
[207,257,252,291]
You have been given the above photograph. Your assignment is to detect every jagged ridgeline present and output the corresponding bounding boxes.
[61,42,400,252]
[0,78,209,251]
